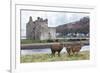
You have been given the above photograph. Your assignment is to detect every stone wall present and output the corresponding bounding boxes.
[26,16,56,40]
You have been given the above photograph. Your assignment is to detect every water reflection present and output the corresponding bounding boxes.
[21,45,89,55]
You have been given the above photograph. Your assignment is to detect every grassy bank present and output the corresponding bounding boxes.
[21,39,88,44]
[21,39,48,44]
[21,51,89,63]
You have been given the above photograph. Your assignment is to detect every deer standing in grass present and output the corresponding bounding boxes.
[50,43,64,57]
[65,41,83,56]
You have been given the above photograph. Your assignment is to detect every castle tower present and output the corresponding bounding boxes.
[26,16,34,39]
[26,16,56,40]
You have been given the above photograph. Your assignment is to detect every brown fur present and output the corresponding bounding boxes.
[65,43,82,56]
[51,43,63,57]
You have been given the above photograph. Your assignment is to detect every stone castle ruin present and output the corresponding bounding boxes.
[26,16,56,40]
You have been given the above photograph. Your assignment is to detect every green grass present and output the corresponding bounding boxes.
[21,39,48,44]
[21,39,88,44]
[21,51,90,63]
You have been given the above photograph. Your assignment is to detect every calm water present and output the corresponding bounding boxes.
[21,45,89,55]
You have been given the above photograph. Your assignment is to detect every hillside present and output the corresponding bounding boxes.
[56,17,89,34]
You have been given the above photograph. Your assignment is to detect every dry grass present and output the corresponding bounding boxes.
[21,51,89,63]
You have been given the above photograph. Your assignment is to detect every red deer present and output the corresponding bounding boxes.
[65,42,83,56]
[50,43,63,57]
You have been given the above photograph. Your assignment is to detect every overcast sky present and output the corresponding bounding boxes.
[21,10,89,37]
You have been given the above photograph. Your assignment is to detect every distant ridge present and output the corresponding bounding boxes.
[56,17,89,34]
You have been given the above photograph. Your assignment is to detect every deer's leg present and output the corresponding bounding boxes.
[58,50,61,57]
[67,48,71,56]
[51,50,55,57]
[72,48,75,56]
